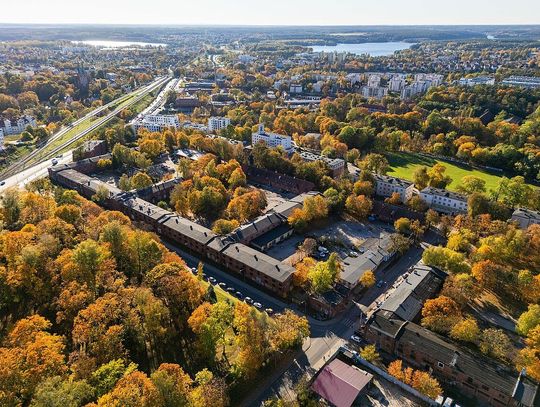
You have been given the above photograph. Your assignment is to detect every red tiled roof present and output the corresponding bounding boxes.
[311,359,373,407]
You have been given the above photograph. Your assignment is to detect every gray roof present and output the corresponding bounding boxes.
[122,196,172,222]
[399,323,539,405]
[340,255,378,286]
[379,262,446,321]
[230,212,284,242]
[57,169,122,197]
[222,243,294,283]
[374,173,414,188]
[512,208,540,222]
[161,214,216,245]
[421,186,467,202]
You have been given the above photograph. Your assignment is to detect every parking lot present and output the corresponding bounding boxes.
[266,218,394,264]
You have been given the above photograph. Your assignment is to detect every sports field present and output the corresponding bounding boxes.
[385,152,511,192]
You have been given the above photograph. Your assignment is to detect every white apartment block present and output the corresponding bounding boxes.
[373,174,415,202]
[252,124,293,152]
[289,84,303,94]
[0,115,37,136]
[389,77,406,92]
[361,86,388,99]
[501,76,540,89]
[414,73,443,87]
[367,74,382,88]
[208,116,231,132]
[133,114,180,132]
[458,76,495,86]
[420,187,468,214]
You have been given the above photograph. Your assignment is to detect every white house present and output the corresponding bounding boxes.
[132,114,180,132]
[389,76,406,92]
[252,124,293,152]
[373,174,416,202]
[0,115,37,136]
[208,117,231,133]
[420,187,468,214]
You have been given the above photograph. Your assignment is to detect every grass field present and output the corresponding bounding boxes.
[385,152,512,192]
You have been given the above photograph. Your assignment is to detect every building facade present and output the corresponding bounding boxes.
[252,124,293,152]
[133,114,180,132]
[208,116,231,132]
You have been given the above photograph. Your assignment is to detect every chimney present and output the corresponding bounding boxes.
[254,255,258,261]
[175,218,178,223]
[276,265,280,271]
[235,246,239,252]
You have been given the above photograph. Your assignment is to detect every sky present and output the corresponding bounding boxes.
[1,0,539,26]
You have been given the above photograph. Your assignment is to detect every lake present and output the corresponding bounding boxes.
[73,40,167,48]
[310,42,415,56]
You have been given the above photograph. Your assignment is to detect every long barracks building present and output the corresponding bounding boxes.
[49,162,294,298]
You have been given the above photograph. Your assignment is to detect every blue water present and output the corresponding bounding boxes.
[310,42,414,56]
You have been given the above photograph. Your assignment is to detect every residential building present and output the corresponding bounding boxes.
[0,115,37,136]
[252,124,293,152]
[501,76,540,89]
[414,73,443,87]
[388,76,406,92]
[297,150,345,178]
[289,83,303,94]
[367,74,381,88]
[373,174,416,202]
[365,317,538,407]
[511,208,540,229]
[361,85,388,99]
[459,76,495,86]
[311,358,373,407]
[419,187,468,214]
[207,116,231,132]
[132,114,180,132]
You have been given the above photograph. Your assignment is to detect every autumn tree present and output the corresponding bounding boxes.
[479,329,512,361]
[97,370,163,407]
[151,363,193,407]
[450,318,480,343]
[359,270,376,288]
[421,296,462,333]
[345,194,372,220]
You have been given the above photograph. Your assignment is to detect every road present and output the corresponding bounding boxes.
[1,76,171,180]
[0,76,172,192]
[164,233,426,406]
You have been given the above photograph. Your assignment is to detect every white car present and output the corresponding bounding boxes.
[253,302,263,309]
[350,335,362,344]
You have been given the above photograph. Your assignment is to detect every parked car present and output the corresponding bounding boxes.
[244,297,254,305]
[51,159,58,166]
[253,302,263,309]
[349,251,359,257]
[218,282,227,289]
[235,291,244,300]
[265,308,274,315]
[350,335,362,344]
[191,267,197,275]
[208,277,217,285]
[226,287,235,293]
[0,181,5,186]
[376,280,384,288]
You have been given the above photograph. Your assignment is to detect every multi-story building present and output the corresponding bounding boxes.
[501,76,540,89]
[373,174,416,202]
[414,73,444,87]
[0,115,37,136]
[132,114,180,132]
[297,150,345,178]
[458,76,495,86]
[207,116,231,133]
[289,83,303,94]
[388,76,406,92]
[361,86,388,99]
[511,208,540,229]
[367,74,381,88]
[252,124,293,152]
[419,186,468,214]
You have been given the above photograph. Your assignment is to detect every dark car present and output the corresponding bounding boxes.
[235,291,244,299]
[218,282,227,289]
[244,297,254,305]
[226,287,235,293]
[208,277,217,285]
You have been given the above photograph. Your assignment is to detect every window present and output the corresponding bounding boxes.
[437,361,444,368]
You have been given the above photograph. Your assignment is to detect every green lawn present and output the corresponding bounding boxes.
[385,152,515,192]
